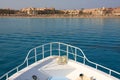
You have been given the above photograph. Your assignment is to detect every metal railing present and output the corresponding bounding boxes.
[0,42,120,80]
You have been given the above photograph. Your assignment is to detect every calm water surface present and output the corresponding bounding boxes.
[0,18,120,76]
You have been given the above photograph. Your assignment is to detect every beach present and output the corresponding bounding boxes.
[0,15,120,18]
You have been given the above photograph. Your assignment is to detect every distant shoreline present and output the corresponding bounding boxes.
[0,15,120,18]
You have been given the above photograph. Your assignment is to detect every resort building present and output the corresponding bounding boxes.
[112,7,120,16]
[21,7,37,15]
[20,7,55,15]
[82,7,113,16]
[63,10,81,15]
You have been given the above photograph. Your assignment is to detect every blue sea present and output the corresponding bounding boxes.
[0,18,120,77]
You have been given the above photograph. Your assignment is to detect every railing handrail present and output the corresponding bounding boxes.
[0,42,120,80]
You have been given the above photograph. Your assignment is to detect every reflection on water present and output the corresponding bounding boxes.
[0,18,120,76]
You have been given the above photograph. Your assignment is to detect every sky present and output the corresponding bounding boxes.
[0,0,120,10]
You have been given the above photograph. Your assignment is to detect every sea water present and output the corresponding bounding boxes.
[0,18,120,77]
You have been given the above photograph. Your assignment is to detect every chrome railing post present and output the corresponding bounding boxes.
[96,64,98,69]
[50,43,52,56]
[59,43,60,56]
[42,45,44,59]
[17,67,19,72]
[109,70,111,75]
[26,59,28,67]
[6,74,8,80]
[75,48,77,61]
[83,57,85,64]
[34,48,37,62]
[67,45,69,59]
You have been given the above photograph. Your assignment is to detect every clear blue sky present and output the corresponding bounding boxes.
[0,0,120,9]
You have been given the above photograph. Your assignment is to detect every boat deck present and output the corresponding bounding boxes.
[8,56,118,80]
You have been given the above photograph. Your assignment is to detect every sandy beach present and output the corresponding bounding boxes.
[0,15,120,18]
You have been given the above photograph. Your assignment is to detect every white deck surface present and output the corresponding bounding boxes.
[8,56,118,80]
